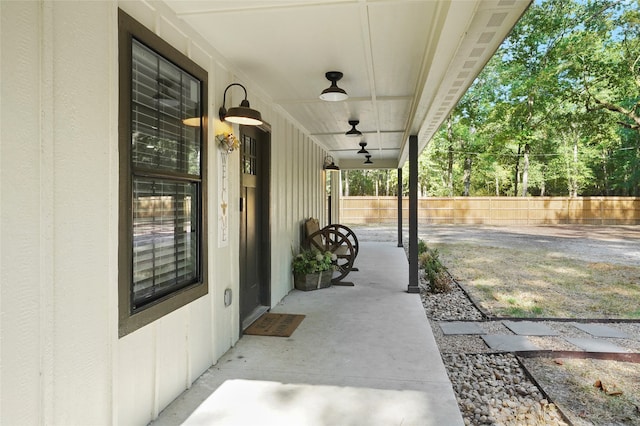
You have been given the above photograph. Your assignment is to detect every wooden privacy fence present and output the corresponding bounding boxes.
[340,196,640,225]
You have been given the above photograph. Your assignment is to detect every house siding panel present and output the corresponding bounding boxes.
[0,2,43,424]
[1,1,329,424]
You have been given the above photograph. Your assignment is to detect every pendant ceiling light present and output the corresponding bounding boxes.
[319,71,348,101]
[218,83,263,126]
[364,155,373,164]
[345,120,362,138]
[357,141,369,155]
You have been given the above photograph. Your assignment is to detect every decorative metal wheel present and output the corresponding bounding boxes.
[325,224,359,262]
[306,227,356,283]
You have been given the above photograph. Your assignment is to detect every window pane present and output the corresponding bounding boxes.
[242,134,257,176]
[131,40,201,175]
[132,178,199,309]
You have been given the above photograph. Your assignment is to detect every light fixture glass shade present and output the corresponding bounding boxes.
[346,120,362,138]
[320,71,348,102]
[219,84,263,126]
[225,103,263,125]
[320,86,348,101]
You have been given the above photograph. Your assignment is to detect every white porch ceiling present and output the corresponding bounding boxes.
[163,0,531,169]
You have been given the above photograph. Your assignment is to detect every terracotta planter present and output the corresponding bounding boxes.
[294,270,332,291]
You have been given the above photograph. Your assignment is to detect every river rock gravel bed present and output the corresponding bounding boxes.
[444,353,567,425]
[419,274,640,425]
[420,276,571,425]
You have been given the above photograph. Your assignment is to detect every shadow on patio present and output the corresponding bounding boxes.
[152,242,463,425]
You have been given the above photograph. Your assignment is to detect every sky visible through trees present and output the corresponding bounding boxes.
[342,0,639,197]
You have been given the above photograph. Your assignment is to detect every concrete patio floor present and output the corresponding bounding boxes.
[152,242,464,425]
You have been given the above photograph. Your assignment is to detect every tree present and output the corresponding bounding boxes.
[343,0,640,197]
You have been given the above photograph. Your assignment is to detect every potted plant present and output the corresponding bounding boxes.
[292,248,336,291]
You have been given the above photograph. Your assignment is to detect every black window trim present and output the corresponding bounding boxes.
[118,9,208,337]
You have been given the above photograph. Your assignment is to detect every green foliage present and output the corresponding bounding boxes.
[418,245,451,293]
[417,239,428,255]
[342,0,640,197]
[342,169,399,196]
[292,248,335,275]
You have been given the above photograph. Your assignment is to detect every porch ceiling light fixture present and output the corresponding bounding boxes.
[364,155,373,164]
[319,71,348,101]
[323,155,340,170]
[218,83,263,126]
[345,120,362,138]
[357,141,369,155]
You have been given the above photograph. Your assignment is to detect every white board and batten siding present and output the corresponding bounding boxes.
[0,1,328,424]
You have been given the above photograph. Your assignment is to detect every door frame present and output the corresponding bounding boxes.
[239,123,271,332]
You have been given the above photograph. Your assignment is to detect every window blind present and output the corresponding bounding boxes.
[130,39,202,310]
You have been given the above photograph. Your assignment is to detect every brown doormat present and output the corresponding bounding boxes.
[244,313,305,337]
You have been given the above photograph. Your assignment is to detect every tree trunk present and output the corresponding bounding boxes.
[446,116,454,197]
[343,170,349,196]
[565,132,578,197]
[463,155,472,196]
[602,148,610,196]
[570,137,579,197]
[514,143,521,196]
[520,94,534,197]
[521,143,530,197]
[384,170,390,196]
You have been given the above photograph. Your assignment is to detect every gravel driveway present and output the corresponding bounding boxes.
[349,224,640,267]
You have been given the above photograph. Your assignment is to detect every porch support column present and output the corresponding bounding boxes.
[407,135,419,293]
[397,167,403,247]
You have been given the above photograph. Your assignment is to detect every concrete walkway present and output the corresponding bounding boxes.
[152,242,463,425]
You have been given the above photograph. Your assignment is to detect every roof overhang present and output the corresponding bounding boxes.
[163,0,532,169]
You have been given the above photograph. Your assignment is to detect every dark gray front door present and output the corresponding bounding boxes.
[239,125,270,330]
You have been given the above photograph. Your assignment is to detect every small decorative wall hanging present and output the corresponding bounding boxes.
[217,132,240,153]
[217,133,238,248]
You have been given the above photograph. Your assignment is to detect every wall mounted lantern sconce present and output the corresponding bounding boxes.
[319,71,348,101]
[218,83,263,126]
[323,155,340,170]
[345,120,362,137]
[357,141,369,155]
[364,155,373,164]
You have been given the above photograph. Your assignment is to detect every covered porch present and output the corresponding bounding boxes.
[0,1,532,424]
[152,241,464,425]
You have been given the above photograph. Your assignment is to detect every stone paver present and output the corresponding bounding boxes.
[572,323,630,338]
[439,321,485,335]
[502,320,559,336]
[481,335,541,351]
[565,337,629,353]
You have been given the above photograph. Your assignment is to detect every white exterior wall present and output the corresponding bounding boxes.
[0,1,328,425]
